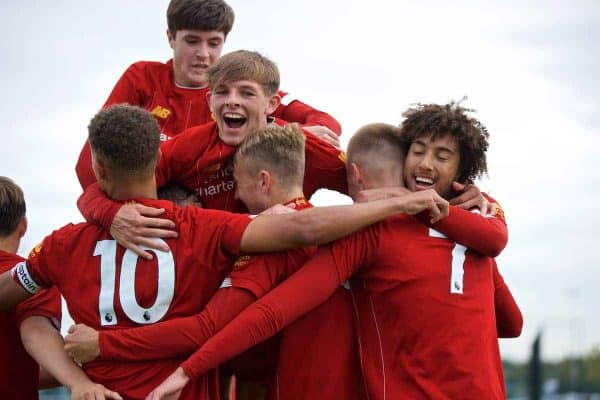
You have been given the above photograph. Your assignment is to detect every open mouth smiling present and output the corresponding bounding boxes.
[223,113,247,128]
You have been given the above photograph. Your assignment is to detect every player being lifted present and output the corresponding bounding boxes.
[0,105,448,400]
[76,0,342,188]
[76,50,349,258]
[133,102,518,399]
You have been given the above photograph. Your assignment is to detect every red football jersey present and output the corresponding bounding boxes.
[164,206,508,400]
[75,60,342,189]
[77,121,348,227]
[0,251,61,400]
[12,199,251,400]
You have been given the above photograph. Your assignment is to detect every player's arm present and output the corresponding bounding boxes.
[273,92,342,135]
[64,288,255,364]
[302,130,348,196]
[239,189,448,253]
[429,205,508,257]
[20,316,123,400]
[0,269,32,310]
[148,234,373,399]
[493,262,523,338]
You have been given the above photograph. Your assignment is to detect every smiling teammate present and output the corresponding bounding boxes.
[76,0,342,189]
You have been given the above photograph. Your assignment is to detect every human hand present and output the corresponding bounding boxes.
[64,324,100,364]
[111,203,178,260]
[355,187,410,203]
[398,189,449,223]
[70,379,123,400]
[145,367,190,400]
[449,182,493,216]
[304,125,341,149]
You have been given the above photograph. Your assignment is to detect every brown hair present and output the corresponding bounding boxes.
[88,104,161,177]
[207,50,280,96]
[167,0,235,37]
[0,176,26,237]
[235,124,305,190]
[399,101,489,183]
[347,123,405,179]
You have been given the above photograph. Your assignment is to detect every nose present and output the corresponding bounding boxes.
[195,43,209,59]
[225,91,241,108]
[418,152,434,171]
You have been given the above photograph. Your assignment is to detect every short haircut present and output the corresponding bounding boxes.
[88,105,161,177]
[207,50,280,96]
[235,124,305,190]
[167,0,235,37]
[347,123,405,179]
[0,176,26,237]
[399,101,489,183]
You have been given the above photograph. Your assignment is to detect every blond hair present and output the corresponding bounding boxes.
[235,124,305,189]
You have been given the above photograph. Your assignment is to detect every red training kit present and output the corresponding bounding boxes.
[12,199,251,400]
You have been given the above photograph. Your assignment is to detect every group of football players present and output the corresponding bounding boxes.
[0,0,523,399]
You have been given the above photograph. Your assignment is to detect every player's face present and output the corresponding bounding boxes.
[209,80,280,146]
[233,160,268,214]
[168,29,224,87]
[403,134,460,198]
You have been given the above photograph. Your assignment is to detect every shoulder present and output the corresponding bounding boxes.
[0,250,25,273]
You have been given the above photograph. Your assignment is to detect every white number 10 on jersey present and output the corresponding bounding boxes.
[95,239,175,326]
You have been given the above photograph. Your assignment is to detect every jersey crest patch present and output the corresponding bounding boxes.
[28,242,43,259]
[151,105,171,119]
[338,151,347,163]
[233,255,251,270]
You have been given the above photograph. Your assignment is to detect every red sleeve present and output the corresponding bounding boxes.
[227,249,310,298]
[179,227,378,379]
[429,206,508,257]
[302,130,348,197]
[76,64,145,189]
[15,286,62,329]
[272,92,342,135]
[493,263,523,338]
[77,183,123,230]
[99,288,255,361]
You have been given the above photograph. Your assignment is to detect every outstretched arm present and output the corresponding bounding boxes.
[239,189,448,253]
[64,288,255,364]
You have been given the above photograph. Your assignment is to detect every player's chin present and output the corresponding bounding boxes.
[219,130,246,146]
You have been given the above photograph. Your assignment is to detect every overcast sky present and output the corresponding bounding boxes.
[1,0,598,362]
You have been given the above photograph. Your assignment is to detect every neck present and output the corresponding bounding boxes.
[367,173,404,191]
[101,175,158,201]
[269,186,305,207]
[0,234,20,254]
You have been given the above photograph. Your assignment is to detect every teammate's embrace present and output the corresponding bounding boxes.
[0,105,448,400]
[142,102,517,399]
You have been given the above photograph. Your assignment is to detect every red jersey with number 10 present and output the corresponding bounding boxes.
[12,199,251,400]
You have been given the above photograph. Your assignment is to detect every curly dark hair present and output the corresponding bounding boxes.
[88,104,161,176]
[167,0,235,37]
[399,101,489,183]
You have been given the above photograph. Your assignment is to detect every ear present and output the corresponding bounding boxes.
[17,217,27,239]
[266,93,281,115]
[91,153,108,181]
[167,29,175,50]
[258,170,272,194]
[206,91,213,112]
[349,162,364,189]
